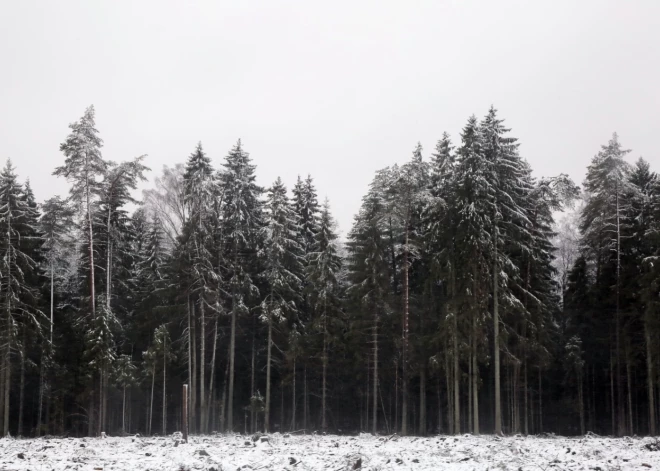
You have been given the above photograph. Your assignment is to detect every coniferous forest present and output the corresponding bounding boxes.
[1,104,660,439]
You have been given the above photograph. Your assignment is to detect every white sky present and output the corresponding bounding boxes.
[1,0,659,235]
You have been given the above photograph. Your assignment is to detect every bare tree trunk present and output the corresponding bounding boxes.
[473,331,479,434]
[250,315,256,433]
[493,227,502,435]
[395,360,399,433]
[265,303,273,432]
[205,316,218,433]
[322,302,329,432]
[228,251,238,433]
[523,359,528,435]
[444,352,452,434]
[366,353,370,432]
[37,350,45,436]
[437,376,442,433]
[191,303,197,433]
[149,365,155,435]
[452,270,460,435]
[646,321,656,435]
[627,349,633,435]
[187,296,193,434]
[291,354,296,431]
[220,347,230,432]
[303,366,308,433]
[401,228,409,436]
[615,184,625,437]
[578,370,585,435]
[611,348,616,435]
[419,363,426,435]
[162,334,167,436]
[200,301,206,433]
[122,385,126,434]
[372,308,378,434]
[539,367,543,433]
[18,336,25,436]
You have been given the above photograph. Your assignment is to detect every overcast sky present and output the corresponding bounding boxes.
[1,0,658,234]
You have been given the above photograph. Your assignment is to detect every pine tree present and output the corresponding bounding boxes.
[54,105,107,319]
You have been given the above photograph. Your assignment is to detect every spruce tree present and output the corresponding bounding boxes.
[307,199,342,432]
[0,161,44,436]
[262,177,302,432]
[220,139,264,432]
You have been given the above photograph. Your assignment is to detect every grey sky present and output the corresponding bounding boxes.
[1,0,658,234]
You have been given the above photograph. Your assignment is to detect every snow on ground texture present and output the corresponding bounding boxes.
[1,432,659,471]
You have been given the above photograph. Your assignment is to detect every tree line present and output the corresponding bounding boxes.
[0,105,658,438]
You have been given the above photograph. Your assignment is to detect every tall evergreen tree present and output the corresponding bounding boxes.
[220,139,264,432]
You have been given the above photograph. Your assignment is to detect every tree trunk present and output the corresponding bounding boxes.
[419,363,426,435]
[323,302,329,432]
[615,183,625,437]
[291,354,296,431]
[473,335,479,434]
[611,348,616,435]
[200,301,206,433]
[162,335,167,436]
[265,303,273,432]
[37,349,45,436]
[149,365,155,435]
[250,314,256,433]
[220,346,230,432]
[647,321,656,435]
[493,223,502,435]
[452,269,460,434]
[627,349,633,435]
[228,249,238,432]
[18,336,25,436]
[303,366,308,433]
[372,308,378,434]
[122,385,126,434]
[401,227,410,436]
[539,367,543,433]
[205,316,218,433]
[191,302,197,432]
[187,296,193,434]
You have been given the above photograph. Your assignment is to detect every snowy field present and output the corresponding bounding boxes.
[1,432,659,471]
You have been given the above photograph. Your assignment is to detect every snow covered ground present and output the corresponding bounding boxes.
[1,432,659,470]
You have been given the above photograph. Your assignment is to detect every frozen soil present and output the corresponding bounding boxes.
[1,432,659,470]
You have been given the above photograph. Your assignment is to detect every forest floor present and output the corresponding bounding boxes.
[1,432,659,470]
